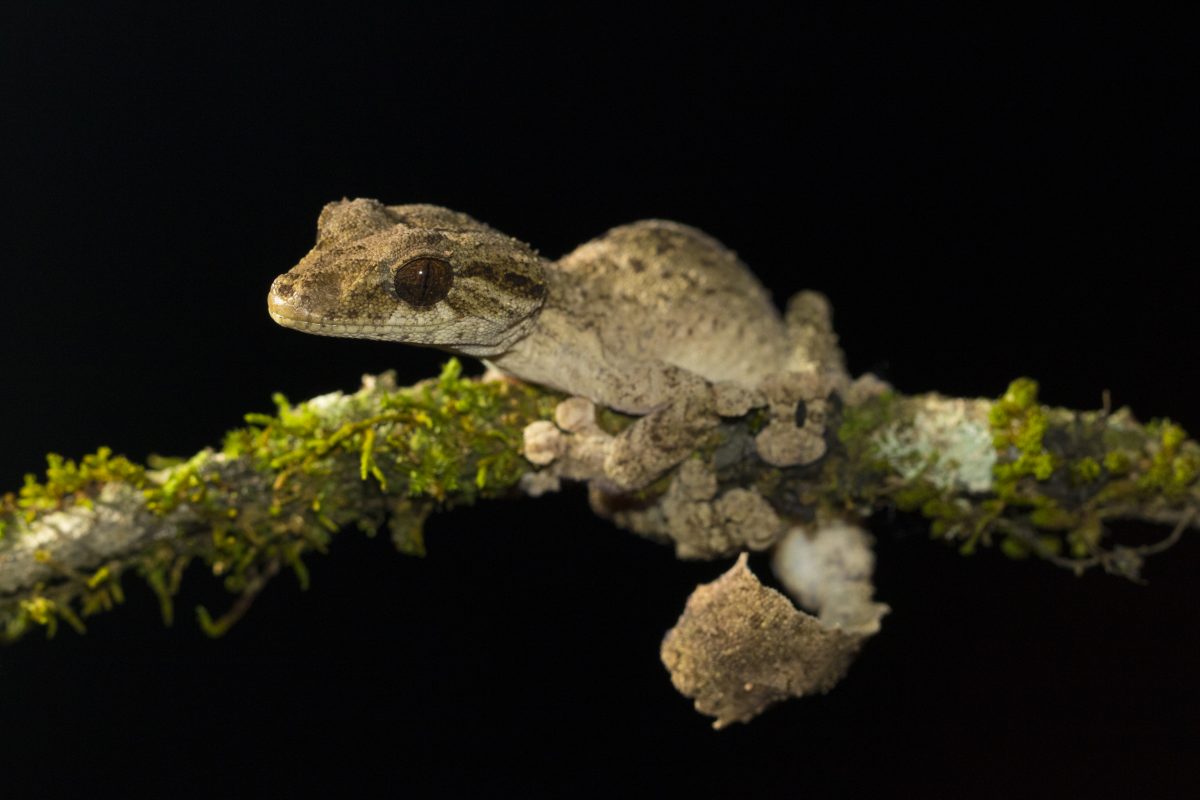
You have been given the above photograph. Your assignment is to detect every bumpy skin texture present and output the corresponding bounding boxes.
[271,199,847,489]
[270,199,791,414]
[492,219,789,413]
[269,201,547,356]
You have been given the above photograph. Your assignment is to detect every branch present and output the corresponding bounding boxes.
[0,361,557,640]
[2,360,1196,722]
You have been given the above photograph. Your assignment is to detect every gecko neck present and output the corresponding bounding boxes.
[450,258,561,358]
[445,306,542,358]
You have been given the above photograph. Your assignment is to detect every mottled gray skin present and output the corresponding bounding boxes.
[270,198,789,414]
[269,201,548,356]
[495,220,793,413]
[270,199,848,488]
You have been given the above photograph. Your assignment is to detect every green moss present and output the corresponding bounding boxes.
[1028,503,1077,530]
[833,392,898,499]
[1070,457,1102,484]
[5,360,1197,640]
[891,480,940,513]
[388,498,433,556]
[990,378,1057,491]
[1000,536,1029,559]
[1137,420,1200,502]
[144,451,212,514]
[2,359,557,643]
[16,594,85,638]
[888,477,999,552]
[1103,450,1131,475]
[837,391,896,449]
[16,447,147,516]
[1067,517,1103,558]
[888,379,1173,569]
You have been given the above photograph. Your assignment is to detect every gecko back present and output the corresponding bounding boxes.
[550,220,789,386]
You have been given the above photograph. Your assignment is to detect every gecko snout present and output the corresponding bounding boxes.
[267,273,315,328]
[268,267,377,335]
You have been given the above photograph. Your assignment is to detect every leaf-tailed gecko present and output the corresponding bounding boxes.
[269,199,891,647]
[268,199,851,490]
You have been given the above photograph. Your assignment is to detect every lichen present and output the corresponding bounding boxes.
[873,397,995,493]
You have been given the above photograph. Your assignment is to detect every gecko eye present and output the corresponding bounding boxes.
[393,257,453,307]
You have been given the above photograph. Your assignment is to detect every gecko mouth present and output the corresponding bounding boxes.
[267,288,384,336]
[268,308,408,339]
[267,302,392,338]
[268,289,444,340]
[268,289,321,327]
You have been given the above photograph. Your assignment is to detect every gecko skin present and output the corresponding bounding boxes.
[268,198,806,414]
[269,199,850,489]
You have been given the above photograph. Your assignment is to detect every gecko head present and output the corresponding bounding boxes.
[268,199,548,356]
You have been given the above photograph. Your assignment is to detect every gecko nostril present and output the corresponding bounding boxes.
[268,275,306,325]
[272,275,295,299]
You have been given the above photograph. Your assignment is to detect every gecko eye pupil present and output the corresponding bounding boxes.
[394,257,452,307]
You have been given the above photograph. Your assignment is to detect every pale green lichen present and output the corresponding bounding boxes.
[872,398,995,493]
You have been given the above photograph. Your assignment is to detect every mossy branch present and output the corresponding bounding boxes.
[0,361,559,641]
[831,383,1199,579]
[1,362,1196,642]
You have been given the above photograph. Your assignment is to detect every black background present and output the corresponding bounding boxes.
[2,5,1197,797]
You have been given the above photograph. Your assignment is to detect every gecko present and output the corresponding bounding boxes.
[268,198,850,490]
